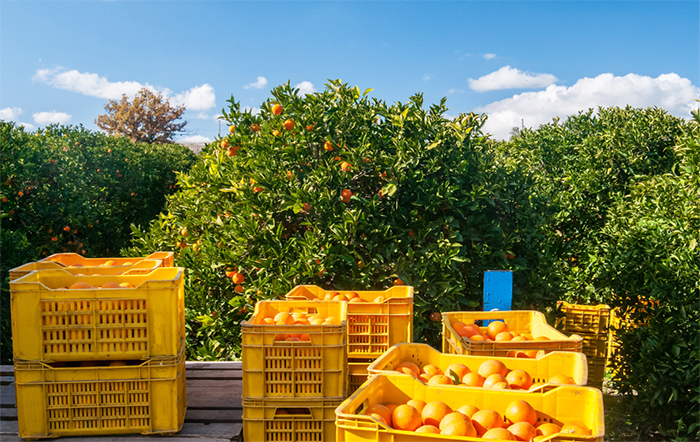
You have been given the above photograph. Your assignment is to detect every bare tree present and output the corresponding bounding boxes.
[96,88,187,144]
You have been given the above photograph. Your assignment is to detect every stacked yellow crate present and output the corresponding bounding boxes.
[8,253,186,439]
[285,285,414,395]
[556,301,611,388]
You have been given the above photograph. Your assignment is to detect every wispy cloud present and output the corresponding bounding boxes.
[0,107,23,121]
[447,88,464,94]
[294,81,316,96]
[244,76,268,90]
[469,66,558,92]
[423,74,431,81]
[482,53,497,60]
[33,111,71,125]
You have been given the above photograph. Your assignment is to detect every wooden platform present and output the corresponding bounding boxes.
[0,362,243,441]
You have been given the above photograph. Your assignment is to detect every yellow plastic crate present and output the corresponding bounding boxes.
[243,397,341,442]
[348,360,373,396]
[335,374,604,442]
[15,346,186,439]
[578,332,609,360]
[285,285,413,359]
[10,267,185,361]
[368,343,588,386]
[587,357,606,389]
[40,251,174,267]
[9,259,164,282]
[242,300,348,399]
[442,311,583,357]
[556,301,610,335]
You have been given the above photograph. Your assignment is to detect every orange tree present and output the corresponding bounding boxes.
[125,80,550,360]
[0,122,196,363]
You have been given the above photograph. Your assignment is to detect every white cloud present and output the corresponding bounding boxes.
[294,81,316,96]
[423,74,431,81]
[33,111,71,125]
[17,122,35,130]
[478,72,700,140]
[174,84,216,111]
[178,135,212,143]
[244,76,268,90]
[0,107,23,121]
[469,65,558,92]
[447,88,464,94]
[483,53,497,60]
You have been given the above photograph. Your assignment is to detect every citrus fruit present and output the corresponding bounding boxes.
[395,361,420,377]
[457,404,480,418]
[471,409,505,436]
[446,363,470,380]
[406,399,426,414]
[392,404,422,431]
[508,422,538,441]
[486,320,509,340]
[536,422,562,436]
[272,104,283,115]
[504,400,537,426]
[440,418,476,437]
[422,364,443,377]
[482,427,516,440]
[483,373,507,389]
[549,374,575,384]
[506,369,533,390]
[462,372,486,387]
[427,375,453,385]
[439,411,469,431]
[364,404,392,427]
[69,282,93,290]
[415,425,440,434]
[421,401,452,427]
[560,421,591,435]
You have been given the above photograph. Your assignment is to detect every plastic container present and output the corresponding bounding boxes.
[578,332,609,360]
[243,397,341,442]
[241,300,348,399]
[587,357,607,389]
[10,268,185,361]
[348,360,373,395]
[368,343,588,386]
[285,285,413,359]
[15,345,186,439]
[442,310,583,357]
[556,301,610,335]
[335,374,604,442]
[10,259,164,282]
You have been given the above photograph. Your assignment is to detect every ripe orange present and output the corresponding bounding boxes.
[422,364,443,377]
[441,418,476,437]
[504,400,537,426]
[364,404,392,427]
[549,374,575,385]
[482,427,516,440]
[333,294,348,302]
[272,104,283,115]
[560,421,591,435]
[462,372,486,387]
[251,123,260,132]
[439,411,469,431]
[457,404,480,418]
[427,375,453,386]
[393,278,404,285]
[395,361,420,377]
[272,130,280,136]
[69,282,93,290]
[469,334,486,341]
[231,272,245,284]
[471,409,505,436]
[430,311,441,322]
[421,401,452,427]
[283,119,295,130]
[234,284,244,293]
[418,373,431,382]
[457,323,481,338]
[341,189,353,198]
[100,282,121,289]
[221,139,229,149]
[345,291,359,300]
[487,320,509,340]
[446,363,470,380]
[392,404,422,431]
[324,292,337,300]
[228,125,236,133]
[508,422,538,441]
[506,369,533,390]
[536,422,562,436]
[274,312,295,325]
[406,399,426,414]
[385,404,398,413]
[495,331,514,341]
[340,161,352,171]
[415,425,440,434]
[478,359,508,378]
[324,141,334,151]
[119,282,135,288]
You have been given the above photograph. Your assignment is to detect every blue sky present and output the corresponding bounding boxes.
[2,0,698,141]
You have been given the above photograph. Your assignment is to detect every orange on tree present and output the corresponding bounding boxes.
[324,141,334,151]
[271,104,283,115]
[283,119,295,130]
[231,272,245,284]
[251,123,260,132]
[228,125,236,133]
[340,161,352,171]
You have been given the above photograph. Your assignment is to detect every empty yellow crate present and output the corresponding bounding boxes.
[578,332,609,359]
[368,343,588,386]
[242,300,348,399]
[587,357,607,389]
[556,301,611,335]
[10,268,185,361]
[348,360,373,396]
[15,347,186,439]
[286,285,413,358]
[10,259,164,282]
[442,311,583,357]
[335,374,604,442]
[243,397,341,442]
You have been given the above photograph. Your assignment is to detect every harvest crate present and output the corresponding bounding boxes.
[442,310,583,357]
[368,343,588,386]
[348,360,372,396]
[243,397,342,442]
[285,285,413,359]
[10,268,185,361]
[556,301,610,335]
[578,332,609,360]
[15,346,186,439]
[587,357,606,389]
[241,300,348,399]
[10,259,164,282]
[335,374,604,442]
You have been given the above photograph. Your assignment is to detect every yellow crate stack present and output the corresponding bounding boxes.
[241,299,348,442]
[556,301,611,388]
[8,254,185,439]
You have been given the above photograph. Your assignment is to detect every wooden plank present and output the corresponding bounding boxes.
[0,407,17,419]
[186,361,241,370]
[0,366,13,377]
[0,376,14,386]
[186,383,242,409]
[186,370,242,380]
[185,409,242,423]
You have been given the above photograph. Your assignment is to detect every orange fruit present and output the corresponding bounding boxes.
[446,363,470,380]
[440,418,476,437]
[406,399,426,414]
[415,425,440,434]
[504,400,537,426]
[421,401,452,427]
[392,404,422,431]
[251,123,260,132]
[364,404,392,427]
[457,404,480,418]
[345,291,359,300]
[427,374,453,386]
[369,413,388,427]
[418,373,432,383]
[373,296,385,303]
[508,422,538,441]
[469,334,486,341]
[274,312,295,325]
[228,125,236,133]
[119,282,134,288]
[231,272,245,284]
[439,411,469,431]
[395,361,420,377]
[560,421,591,436]
[291,312,307,320]
[549,374,575,385]
[333,294,349,302]
[272,104,283,115]
[69,282,93,290]
[234,284,244,293]
[324,292,336,300]
[495,331,514,341]
[478,359,509,378]
[422,364,443,377]
[482,427,516,440]
[396,367,418,378]
[324,141,334,151]
[285,336,300,341]
[100,282,121,289]
[323,316,341,325]
[340,161,352,171]
[458,323,481,338]
[535,336,551,341]
[393,278,404,285]
[451,321,467,334]
[471,409,505,436]
[487,320,509,340]
[309,318,325,325]
[536,422,562,436]
[341,189,353,198]
[511,335,527,342]
[283,119,295,130]
[385,404,398,414]
[349,297,365,303]
[506,369,533,390]
[461,372,486,387]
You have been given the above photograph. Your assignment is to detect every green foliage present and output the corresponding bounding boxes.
[126,80,549,360]
[0,121,197,363]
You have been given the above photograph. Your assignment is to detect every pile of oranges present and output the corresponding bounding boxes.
[451,320,554,358]
[55,281,136,290]
[307,290,386,303]
[394,358,575,390]
[257,311,342,341]
[362,398,591,440]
